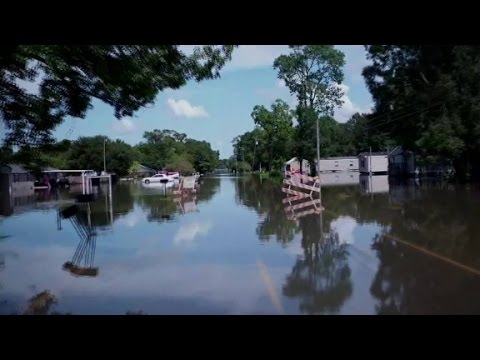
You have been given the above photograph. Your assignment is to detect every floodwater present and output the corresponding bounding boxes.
[1,175,480,315]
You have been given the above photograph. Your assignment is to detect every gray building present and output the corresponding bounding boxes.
[388,146,416,177]
[134,164,157,178]
[0,164,35,196]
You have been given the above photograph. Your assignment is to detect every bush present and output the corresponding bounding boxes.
[269,170,283,178]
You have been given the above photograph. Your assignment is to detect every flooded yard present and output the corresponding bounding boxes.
[1,175,480,315]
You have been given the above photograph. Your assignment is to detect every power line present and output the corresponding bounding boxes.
[365,102,444,131]
[363,100,444,128]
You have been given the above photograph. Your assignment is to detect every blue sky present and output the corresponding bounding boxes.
[6,45,373,158]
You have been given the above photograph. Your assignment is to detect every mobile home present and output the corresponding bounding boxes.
[320,171,360,187]
[388,146,415,177]
[360,174,389,194]
[316,157,359,173]
[284,157,311,176]
[358,152,388,174]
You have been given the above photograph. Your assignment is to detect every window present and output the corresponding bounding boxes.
[335,161,339,167]
[350,162,353,167]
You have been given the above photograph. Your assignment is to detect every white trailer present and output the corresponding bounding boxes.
[358,152,389,174]
[316,157,359,173]
[320,171,360,187]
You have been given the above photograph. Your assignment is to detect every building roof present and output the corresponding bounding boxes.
[285,157,299,164]
[317,156,358,161]
[139,164,157,172]
[358,152,388,157]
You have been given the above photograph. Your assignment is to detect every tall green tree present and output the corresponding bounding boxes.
[67,136,134,176]
[0,45,236,149]
[251,99,294,170]
[362,45,480,179]
[274,45,346,172]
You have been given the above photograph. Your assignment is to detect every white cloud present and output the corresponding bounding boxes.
[330,216,357,245]
[174,221,213,245]
[277,79,286,88]
[112,117,136,133]
[335,84,372,123]
[179,45,290,72]
[223,45,290,71]
[167,98,208,118]
[117,212,140,227]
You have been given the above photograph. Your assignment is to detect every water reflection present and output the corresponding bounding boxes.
[1,175,480,314]
[59,204,99,277]
[283,215,353,314]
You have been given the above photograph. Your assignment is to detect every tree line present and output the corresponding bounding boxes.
[228,45,393,175]
[230,45,480,180]
[1,129,220,176]
[3,45,480,180]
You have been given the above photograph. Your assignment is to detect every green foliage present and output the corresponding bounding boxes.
[362,45,480,178]
[0,45,236,149]
[67,136,133,176]
[165,153,194,175]
[136,129,219,174]
[184,139,219,174]
[251,99,294,170]
[128,160,141,176]
[269,170,283,178]
[274,45,345,115]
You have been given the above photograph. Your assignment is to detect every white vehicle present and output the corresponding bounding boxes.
[142,173,175,184]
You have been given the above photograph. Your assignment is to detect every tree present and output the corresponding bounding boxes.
[274,46,345,113]
[128,160,141,176]
[362,45,480,179]
[0,45,236,149]
[251,99,294,170]
[184,139,219,174]
[165,153,194,175]
[67,136,134,176]
[274,45,346,171]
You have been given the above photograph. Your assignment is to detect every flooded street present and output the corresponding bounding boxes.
[1,175,480,315]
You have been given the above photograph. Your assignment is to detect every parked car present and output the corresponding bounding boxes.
[142,173,175,184]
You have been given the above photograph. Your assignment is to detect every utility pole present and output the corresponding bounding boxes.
[235,142,238,175]
[316,117,322,204]
[103,137,107,174]
[369,146,372,177]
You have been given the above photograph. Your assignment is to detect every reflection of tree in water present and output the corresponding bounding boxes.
[369,185,480,315]
[235,175,299,244]
[136,194,180,223]
[195,177,220,203]
[283,215,353,314]
[23,290,58,315]
[135,177,220,223]
[7,290,70,315]
[370,232,480,315]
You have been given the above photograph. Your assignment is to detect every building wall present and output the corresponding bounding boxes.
[321,171,359,186]
[360,174,389,193]
[11,181,34,195]
[318,158,359,172]
[359,155,388,173]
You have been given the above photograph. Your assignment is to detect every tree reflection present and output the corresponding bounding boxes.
[368,183,480,314]
[235,175,299,244]
[23,290,58,315]
[195,177,220,203]
[135,177,220,223]
[283,214,353,314]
